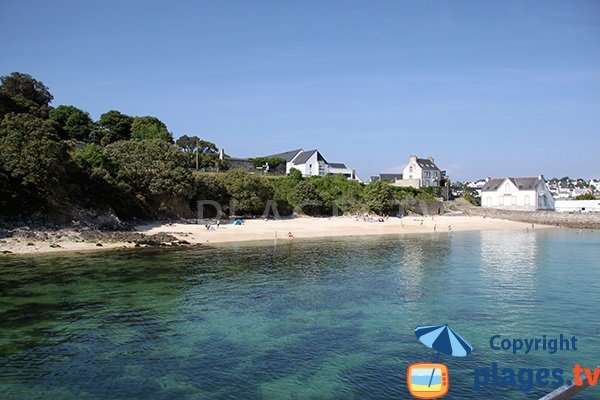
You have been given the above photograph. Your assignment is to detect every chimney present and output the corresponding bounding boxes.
[428,156,434,163]
[485,177,491,183]
[409,155,417,162]
[538,174,544,181]
[219,148,225,160]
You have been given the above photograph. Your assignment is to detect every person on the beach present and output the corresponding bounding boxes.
[287,231,294,239]
[448,225,452,231]
[434,225,437,232]
[216,219,220,228]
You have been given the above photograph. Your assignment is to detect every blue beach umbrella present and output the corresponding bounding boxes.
[415,324,473,358]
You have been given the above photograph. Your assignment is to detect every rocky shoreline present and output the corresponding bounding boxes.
[0,227,196,255]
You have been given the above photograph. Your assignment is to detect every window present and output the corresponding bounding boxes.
[424,171,430,178]
[499,196,504,206]
[409,166,413,173]
[512,196,517,205]
[505,184,510,193]
[524,195,530,206]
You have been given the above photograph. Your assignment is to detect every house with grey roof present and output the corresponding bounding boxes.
[393,155,444,188]
[262,148,363,182]
[481,176,555,211]
[265,149,304,163]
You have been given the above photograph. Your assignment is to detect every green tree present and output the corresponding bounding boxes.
[175,135,218,153]
[422,185,443,198]
[0,72,53,118]
[294,180,322,215]
[307,174,365,215]
[96,110,134,144]
[288,168,302,181]
[71,143,104,171]
[222,169,273,215]
[49,105,94,141]
[0,113,68,212]
[192,172,230,217]
[364,180,395,215]
[249,156,286,170]
[175,135,225,170]
[270,175,299,216]
[575,193,595,200]
[103,140,193,216]
[130,116,173,142]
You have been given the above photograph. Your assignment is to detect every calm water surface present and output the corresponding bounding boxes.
[1,229,599,399]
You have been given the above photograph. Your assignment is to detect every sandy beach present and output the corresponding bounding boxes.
[0,215,549,255]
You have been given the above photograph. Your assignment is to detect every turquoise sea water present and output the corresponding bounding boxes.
[1,229,599,399]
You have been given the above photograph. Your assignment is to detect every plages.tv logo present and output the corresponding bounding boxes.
[407,324,473,399]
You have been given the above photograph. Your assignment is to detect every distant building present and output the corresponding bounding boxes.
[263,149,363,182]
[555,200,600,213]
[481,176,555,211]
[390,155,444,188]
[370,173,403,182]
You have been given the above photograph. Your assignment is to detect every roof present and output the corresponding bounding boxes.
[416,158,440,170]
[292,150,327,165]
[482,177,541,192]
[511,177,541,191]
[328,162,347,169]
[262,149,302,162]
[481,178,505,192]
[379,173,403,181]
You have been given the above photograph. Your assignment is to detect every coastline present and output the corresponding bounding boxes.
[1,215,551,256]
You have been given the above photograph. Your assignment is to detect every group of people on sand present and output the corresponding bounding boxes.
[358,214,389,223]
[204,219,222,231]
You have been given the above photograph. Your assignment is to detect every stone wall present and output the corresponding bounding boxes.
[462,207,600,229]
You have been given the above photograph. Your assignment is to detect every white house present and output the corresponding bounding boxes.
[327,162,363,182]
[287,149,327,176]
[481,176,555,211]
[264,149,362,182]
[555,200,600,213]
[370,173,404,182]
[396,155,443,188]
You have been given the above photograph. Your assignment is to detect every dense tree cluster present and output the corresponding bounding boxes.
[0,72,440,222]
[0,72,216,218]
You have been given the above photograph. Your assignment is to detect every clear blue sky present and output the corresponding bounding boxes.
[2,0,599,181]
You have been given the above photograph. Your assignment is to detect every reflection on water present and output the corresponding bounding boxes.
[0,231,599,400]
[480,230,538,305]
[395,234,452,302]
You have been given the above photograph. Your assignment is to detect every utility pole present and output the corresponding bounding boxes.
[195,138,199,170]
